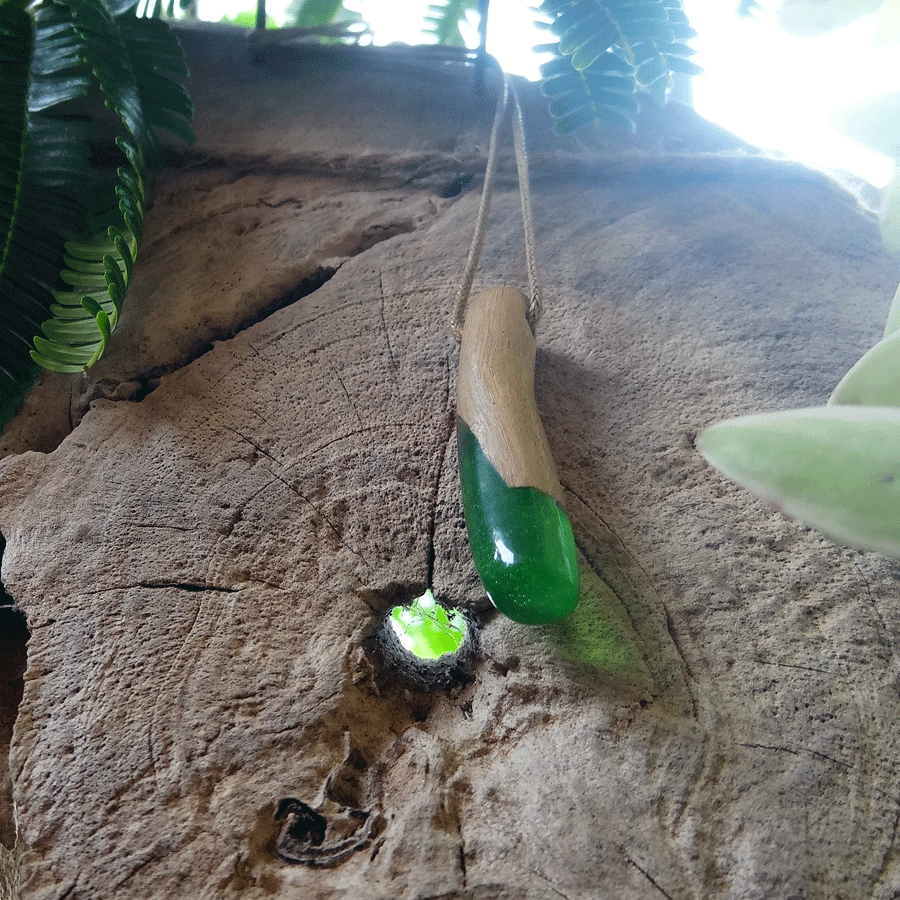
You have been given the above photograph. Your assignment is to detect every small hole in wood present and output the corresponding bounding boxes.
[388,590,466,660]
[375,590,477,691]
[436,173,475,199]
[274,798,327,849]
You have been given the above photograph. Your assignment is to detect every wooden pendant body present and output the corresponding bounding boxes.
[456,287,565,504]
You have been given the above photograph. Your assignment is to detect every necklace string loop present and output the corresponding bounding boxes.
[451,71,542,340]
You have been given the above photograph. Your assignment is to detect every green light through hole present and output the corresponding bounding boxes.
[389,590,467,660]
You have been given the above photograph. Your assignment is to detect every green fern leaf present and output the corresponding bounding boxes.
[538,0,699,133]
[23,117,94,189]
[293,0,343,26]
[0,3,31,282]
[119,16,195,146]
[540,49,640,133]
[27,2,93,111]
[570,29,618,70]
[424,0,478,47]
[104,0,140,14]
[0,4,88,394]
[27,0,144,371]
[0,0,193,406]
[67,0,157,156]
[0,3,43,390]
[26,0,192,374]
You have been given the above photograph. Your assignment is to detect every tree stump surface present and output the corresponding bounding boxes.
[1,26,899,900]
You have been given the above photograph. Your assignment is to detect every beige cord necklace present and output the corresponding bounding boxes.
[453,71,579,625]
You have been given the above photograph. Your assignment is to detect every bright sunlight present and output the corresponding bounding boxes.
[192,0,899,187]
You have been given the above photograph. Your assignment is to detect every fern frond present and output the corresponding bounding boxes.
[424,0,477,47]
[293,0,344,26]
[0,0,192,404]
[28,0,192,374]
[538,0,701,133]
[26,0,145,372]
[540,51,637,133]
[0,3,31,282]
[104,0,140,14]
[0,2,76,390]
[27,0,92,111]
[119,16,196,150]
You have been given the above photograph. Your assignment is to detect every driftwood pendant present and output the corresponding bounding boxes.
[456,286,579,624]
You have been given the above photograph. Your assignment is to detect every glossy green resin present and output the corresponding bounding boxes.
[457,417,579,624]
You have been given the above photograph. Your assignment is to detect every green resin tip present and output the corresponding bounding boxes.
[457,417,579,625]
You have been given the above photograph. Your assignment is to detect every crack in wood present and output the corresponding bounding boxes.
[427,354,454,590]
[526,869,576,900]
[137,581,238,594]
[851,558,892,654]
[739,742,852,771]
[224,425,284,468]
[457,821,468,888]
[121,522,198,532]
[0,533,27,849]
[79,265,344,418]
[56,882,77,900]
[662,605,700,718]
[378,266,399,378]
[759,660,832,676]
[285,421,426,463]
[268,469,372,571]
[257,197,304,210]
[622,850,676,900]
[326,357,364,427]
[872,803,900,889]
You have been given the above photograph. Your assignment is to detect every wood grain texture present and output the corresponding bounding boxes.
[457,287,565,504]
[1,24,900,900]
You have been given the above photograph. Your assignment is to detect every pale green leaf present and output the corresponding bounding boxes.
[829,329,900,406]
[883,280,900,338]
[831,94,900,160]
[881,165,900,254]
[28,351,85,374]
[698,405,900,556]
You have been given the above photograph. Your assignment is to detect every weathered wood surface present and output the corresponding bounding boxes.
[458,287,566,503]
[2,25,900,900]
